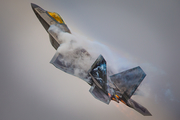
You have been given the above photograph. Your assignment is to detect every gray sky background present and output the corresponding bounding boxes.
[0,0,180,120]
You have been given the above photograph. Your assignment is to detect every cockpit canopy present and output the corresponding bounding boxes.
[47,12,65,24]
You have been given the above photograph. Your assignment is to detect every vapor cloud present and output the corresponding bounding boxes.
[48,24,134,79]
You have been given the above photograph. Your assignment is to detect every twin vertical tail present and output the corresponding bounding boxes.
[89,55,152,116]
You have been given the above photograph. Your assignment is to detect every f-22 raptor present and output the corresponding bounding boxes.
[31,3,151,116]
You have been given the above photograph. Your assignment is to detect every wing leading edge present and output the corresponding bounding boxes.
[110,66,146,99]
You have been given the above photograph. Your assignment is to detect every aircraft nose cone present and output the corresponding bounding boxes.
[31,3,39,9]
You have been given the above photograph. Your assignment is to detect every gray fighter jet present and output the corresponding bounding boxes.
[31,3,152,116]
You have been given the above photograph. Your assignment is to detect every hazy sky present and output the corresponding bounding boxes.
[0,0,180,120]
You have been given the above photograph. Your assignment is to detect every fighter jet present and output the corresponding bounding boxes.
[31,3,152,116]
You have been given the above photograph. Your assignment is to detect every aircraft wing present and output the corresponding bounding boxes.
[50,50,92,84]
[110,66,146,99]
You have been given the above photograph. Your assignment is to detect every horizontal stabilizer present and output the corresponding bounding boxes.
[110,66,146,99]
[127,99,152,116]
[89,84,110,104]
